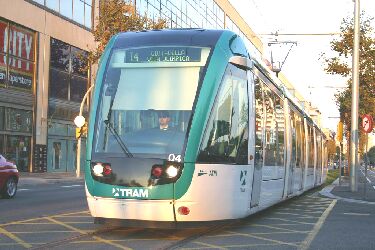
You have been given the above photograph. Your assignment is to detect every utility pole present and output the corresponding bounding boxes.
[350,0,360,192]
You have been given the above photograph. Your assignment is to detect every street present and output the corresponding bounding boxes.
[0,181,86,223]
[1,180,374,250]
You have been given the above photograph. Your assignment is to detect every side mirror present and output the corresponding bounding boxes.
[229,56,253,70]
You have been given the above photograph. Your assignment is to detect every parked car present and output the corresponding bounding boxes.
[0,154,19,198]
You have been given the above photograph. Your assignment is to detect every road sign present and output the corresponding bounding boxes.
[362,114,373,133]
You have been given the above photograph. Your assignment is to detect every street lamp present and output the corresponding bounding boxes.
[74,84,95,178]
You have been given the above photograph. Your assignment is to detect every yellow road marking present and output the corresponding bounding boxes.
[0,226,32,249]
[0,210,90,227]
[8,230,95,234]
[225,230,299,247]
[178,242,301,249]
[265,217,315,225]
[193,241,227,249]
[251,223,309,233]
[299,199,337,250]
[46,217,132,250]
[275,212,320,218]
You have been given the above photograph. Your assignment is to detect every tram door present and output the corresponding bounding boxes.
[250,71,263,208]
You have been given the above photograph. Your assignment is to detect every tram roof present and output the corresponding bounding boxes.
[113,29,226,49]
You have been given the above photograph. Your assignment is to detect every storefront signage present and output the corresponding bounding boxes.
[125,47,202,63]
[0,20,35,89]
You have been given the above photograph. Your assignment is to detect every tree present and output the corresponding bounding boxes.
[322,12,375,160]
[88,0,166,66]
[326,139,337,162]
[367,146,375,165]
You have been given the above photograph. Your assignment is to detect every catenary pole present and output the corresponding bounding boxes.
[350,0,360,192]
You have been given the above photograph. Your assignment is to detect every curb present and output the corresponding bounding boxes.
[319,179,375,205]
[18,176,84,187]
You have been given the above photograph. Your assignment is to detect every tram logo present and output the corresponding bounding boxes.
[112,188,149,198]
[240,170,247,186]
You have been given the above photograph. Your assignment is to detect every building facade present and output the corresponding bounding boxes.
[0,0,319,173]
[0,0,98,172]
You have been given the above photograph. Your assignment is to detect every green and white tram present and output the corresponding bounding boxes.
[85,29,328,227]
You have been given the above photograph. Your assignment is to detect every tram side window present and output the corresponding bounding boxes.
[263,85,285,168]
[254,75,264,168]
[198,64,248,164]
[295,112,304,169]
[307,125,315,171]
[317,134,322,170]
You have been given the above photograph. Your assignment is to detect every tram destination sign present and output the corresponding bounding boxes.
[124,47,202,63]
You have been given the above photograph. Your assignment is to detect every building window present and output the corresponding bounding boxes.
[4,108,32,133]
[0,20,36,91]
[0,107,4,130]
[32,0,93,29]
[49,38,88,103]
[5,135,31,172]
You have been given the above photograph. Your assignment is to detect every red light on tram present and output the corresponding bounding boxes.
[152,167,163,178]
[177,206,190,215]
[103,164,112,176]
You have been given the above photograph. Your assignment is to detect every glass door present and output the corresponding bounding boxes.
[47,138,68,172]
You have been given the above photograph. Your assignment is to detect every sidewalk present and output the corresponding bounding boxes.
[18,172,84,187]
[320,175,375,204]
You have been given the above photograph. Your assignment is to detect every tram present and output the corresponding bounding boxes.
[84,29,328,227]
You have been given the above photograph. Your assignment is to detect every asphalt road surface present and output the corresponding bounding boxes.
[1,182,374,250]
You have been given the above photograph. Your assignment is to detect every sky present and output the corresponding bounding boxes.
[229,0,375,135]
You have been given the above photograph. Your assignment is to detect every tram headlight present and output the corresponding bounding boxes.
[92,163,104,176]
[166,165,179,178]
[91,162,112,177]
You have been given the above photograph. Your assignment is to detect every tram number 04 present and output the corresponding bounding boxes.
[168,154,182,162]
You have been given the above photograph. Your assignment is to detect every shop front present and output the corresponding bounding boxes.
[0,18,36,172]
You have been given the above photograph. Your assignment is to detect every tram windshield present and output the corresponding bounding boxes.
[94,46,210,159]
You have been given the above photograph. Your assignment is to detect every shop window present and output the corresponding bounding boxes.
[49,38,88,102]
[6,135,30,172]
[0,107,4,130]
[4,108,32,133]
[0,20,36,90]
[0,135,3,154]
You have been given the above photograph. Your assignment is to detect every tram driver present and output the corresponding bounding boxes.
[158,111,172,130]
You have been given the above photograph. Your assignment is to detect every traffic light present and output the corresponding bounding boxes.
[337,121,343,142]
[75,122,88,139]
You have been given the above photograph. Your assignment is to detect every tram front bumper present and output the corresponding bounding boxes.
[87,195,175,222]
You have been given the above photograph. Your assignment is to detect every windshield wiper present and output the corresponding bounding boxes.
[104,98,133,157]
[104,120,133,157]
